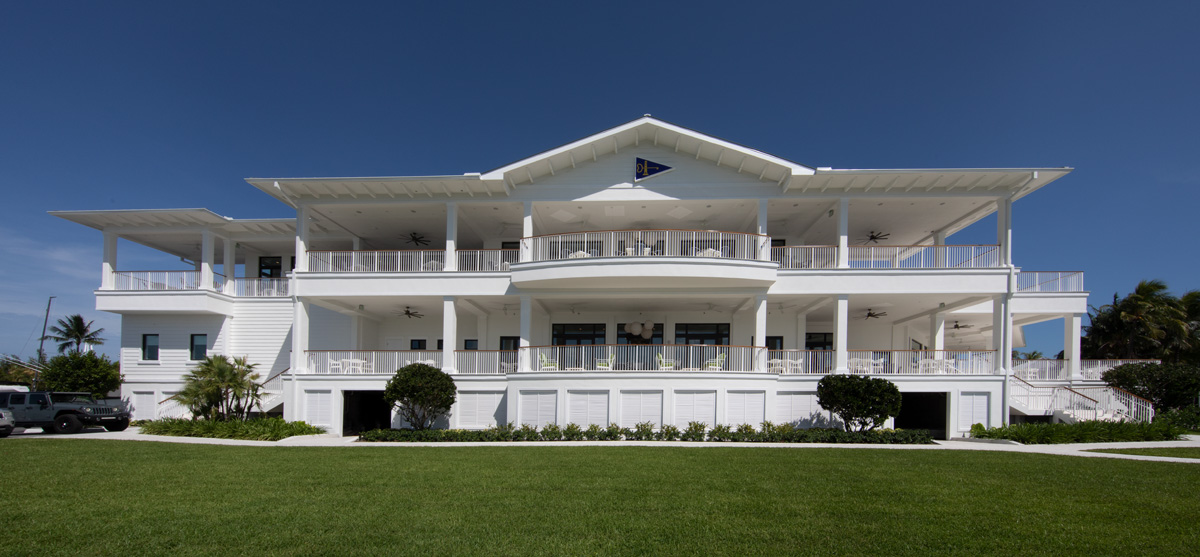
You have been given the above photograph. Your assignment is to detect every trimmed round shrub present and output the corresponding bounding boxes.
[816,374,902,432]
[383,363,456,430]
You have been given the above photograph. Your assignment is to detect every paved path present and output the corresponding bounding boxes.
[7,427,1200,463]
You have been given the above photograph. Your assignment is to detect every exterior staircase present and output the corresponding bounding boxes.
[257,369,288,413]
[1008,376,1154,423]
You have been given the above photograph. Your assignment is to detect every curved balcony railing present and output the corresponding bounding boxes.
[770,246,838,270]
[524,229,770,262]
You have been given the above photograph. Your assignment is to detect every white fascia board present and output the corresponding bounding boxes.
[49,208,232,231]
[479,116,814,181]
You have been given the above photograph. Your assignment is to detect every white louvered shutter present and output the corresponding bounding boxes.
[620,391,662,428]
[675,391,716,428]
[133,392,155,421]
[458,392,505,428]
[569,391,608,427]
[727,391,765,427]
[520,391,557,428]
[960,392,990,431]
[305,390,332,427]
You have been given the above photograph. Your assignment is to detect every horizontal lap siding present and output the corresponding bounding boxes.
[230,300,293,375]
[120,315,228,380]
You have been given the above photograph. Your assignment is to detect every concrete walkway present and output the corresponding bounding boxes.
[7,426,1200,463]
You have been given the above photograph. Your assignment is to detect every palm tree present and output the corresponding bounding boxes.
[175,355,261,420]
[43,314,105,354]
[1083,280,1193,361]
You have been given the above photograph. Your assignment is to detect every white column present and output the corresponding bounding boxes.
[101,231,117,290]
[521,201,533,262]
[444,202,458,271]
[295,204,311,272]
[795,312,807,350]
[443,296,457,372]
[992,295,1012,373]
[834,295,849,373]
[757,198,770,260]
[754,294,768,371]
[477,314,488,350]
[519,295,532,371]
[836,198,849,268]
[996,197,1013,266]
[291,298,310,373]
[930,312,946,353]
[934,230,947,268]
[1065,313,1083,381]
[200,229,215,291]
[351,236,362,251]
[222,236,235,294]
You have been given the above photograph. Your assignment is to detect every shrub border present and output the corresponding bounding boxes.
[358,421,934,444]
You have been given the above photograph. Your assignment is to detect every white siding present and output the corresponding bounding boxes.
[308,305,352,350]
[519,390,557,428]
[620,390,662,428]
[229,299,293,375]
[775,391,839,428]
[120,314,228,379]
[568,390,609,427]
[674,390,716,428]
[131,391,155,421]
[457,391,506,429]
[726,391,765,427]
[959,392,990,431]
[305,390,333,427]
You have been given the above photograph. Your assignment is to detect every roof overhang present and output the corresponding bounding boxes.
[786,168,1072,200]
[245,175,501,206]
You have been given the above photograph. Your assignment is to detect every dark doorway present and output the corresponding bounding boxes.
[895,392,948,440]
[342,391,391,436]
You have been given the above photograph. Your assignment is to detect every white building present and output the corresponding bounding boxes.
[53,116,1152,438]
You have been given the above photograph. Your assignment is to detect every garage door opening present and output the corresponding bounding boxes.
[894,392,948,440]
[342,391,391,436]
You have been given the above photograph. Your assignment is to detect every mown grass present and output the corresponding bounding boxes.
[2,441,1199,555]
[1088,447,1200,459]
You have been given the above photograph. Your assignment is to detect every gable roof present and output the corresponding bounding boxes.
[479,115,815,188]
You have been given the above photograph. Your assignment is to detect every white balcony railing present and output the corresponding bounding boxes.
[846,350,996,375]
[112,271,205,291]
[308,250,447,273]
[1080,359,1160,380]
[765,350,834,374]
[457,250,519,272]
[1070,386,1155,422]
[233,278,290,297]
[527,344,762,372]
[525,230,770,262]
[304,350,444,375]
[455,350,518,374]
[770,246,838,270]
[1012,359,1067,381]
[1017,271,1085,292]
[1009,377,1154,423]
[847,245,1000,269]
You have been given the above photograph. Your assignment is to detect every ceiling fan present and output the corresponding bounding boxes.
[404,232,430,246]
[863,309,888,320]
[860,230,890,244]
[952,321,973,330]
[399,306,424,319]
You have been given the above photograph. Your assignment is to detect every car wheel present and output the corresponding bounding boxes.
[53,414,83,434]
[0,427,11,438]
[104,419,130,432]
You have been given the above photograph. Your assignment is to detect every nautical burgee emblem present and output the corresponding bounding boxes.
[634,158,672,182]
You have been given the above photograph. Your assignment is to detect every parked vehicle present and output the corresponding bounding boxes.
[0,407,13,437]
[0,391,130,434]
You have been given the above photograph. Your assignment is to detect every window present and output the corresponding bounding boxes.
[29,393,47,406]
[142,334,160,361]
[190,334,207,361]
[806,333,834,351]
[464,339,478,350]
[618,323,663,345]
[751,336,785,350]
[437,339,443,350]
[771,238,787,247]
[500,241,520,250]
[674,323,730,345]
[552,324,606,346]
[258,257,282,278]
[911,339,925,351]
[499,336,520,351]
[410,339,426,350]
[9,393,26,405]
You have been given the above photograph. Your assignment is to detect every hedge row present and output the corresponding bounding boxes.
[138,417,326,441]
[358,421,934,444]
[969,420,1184,444]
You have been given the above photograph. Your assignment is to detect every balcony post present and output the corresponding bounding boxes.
[521,201,533,262]
[200,229,215,291]
[795,312,807,351]
[291,298,310,374]
[992,295,1012,374]
[996,196,1013,266]
[444,202,458,271]
[834,295,849,373]
[929,312,945,353]
[519,295,532,372]
[1064,313,1083,382]
[754,294,768,372]
[295,203,310,272]
[443,296,457,373]
[757,199,769,261]
[101,231,117,290]
[836,198,849,268]
[222,236,235,295]
[934,230,947,268]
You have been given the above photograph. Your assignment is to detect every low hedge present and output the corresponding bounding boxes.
[969,420,1184,444]
[138,417,325,441]
[358,421,934,444]
[1155,406,1200,432]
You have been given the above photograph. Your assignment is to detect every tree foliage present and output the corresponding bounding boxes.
[1102,362,1200,412]
[383,363,456,430]
[816,375,902,432]
[39,351,122,395]
[1083,280,1199,363]
[43,314,106,354]
[0,355,38,386]
[175,355,262,421]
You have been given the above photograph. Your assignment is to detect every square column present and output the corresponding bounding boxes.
[754,294,768,371]
[834,295,849,373]
[291,298,310,373]
[991,295,1012,373]
[795,312,807,350]
[1064,313,1083,381]
[836,198,849,268]
[996,197,1013,266]
[521,201,533,262]
[200,229,215,291]
[519,295,532,371]
[444,202,458,271]
[101,231,117,290]
[929,312,946,352]
[294,203,311,272]
[442,296,457,372]
[757,198,770,260]
[223,236,235,294]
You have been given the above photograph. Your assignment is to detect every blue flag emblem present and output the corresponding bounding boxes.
[634,158,672,181]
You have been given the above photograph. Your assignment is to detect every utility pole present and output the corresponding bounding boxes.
[36,296,55,387]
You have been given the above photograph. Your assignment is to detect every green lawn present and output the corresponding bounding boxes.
[1088,447,1200,459]
[3,441,1199,555]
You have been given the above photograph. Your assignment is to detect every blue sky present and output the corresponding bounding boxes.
[2,2,1197,359]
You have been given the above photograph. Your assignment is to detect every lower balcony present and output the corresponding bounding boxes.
[299,347,998,376]
[1012,359,1160,381]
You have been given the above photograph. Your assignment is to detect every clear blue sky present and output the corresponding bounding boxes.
[2,2,1197,359]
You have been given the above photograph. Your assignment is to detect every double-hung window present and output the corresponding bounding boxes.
[142,334,159,361]
[190,334,207,361]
